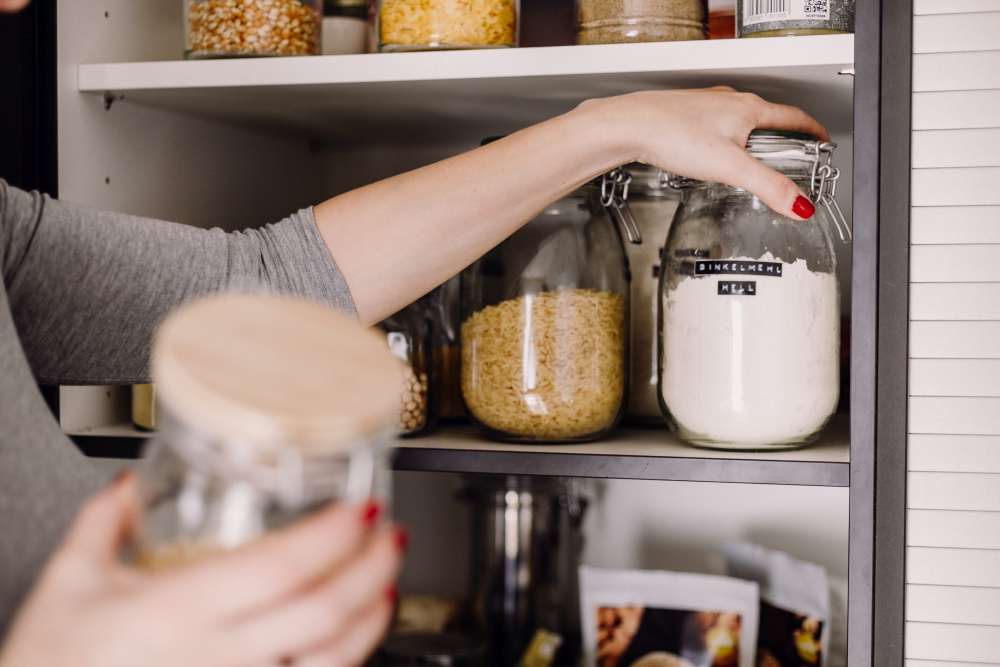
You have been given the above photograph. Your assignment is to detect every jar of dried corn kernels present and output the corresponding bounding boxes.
[184,0,322,58]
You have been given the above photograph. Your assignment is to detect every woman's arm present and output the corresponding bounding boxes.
[316,87,828,324]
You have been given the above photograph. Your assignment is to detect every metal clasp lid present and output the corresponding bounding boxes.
[810,142,852,243]
[600,168,642,244]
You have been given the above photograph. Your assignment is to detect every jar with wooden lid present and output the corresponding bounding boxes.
[131,293,403,570]
[575,0,707,45]
[184,0,322,59]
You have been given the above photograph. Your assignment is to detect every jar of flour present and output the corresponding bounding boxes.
[659,130,851,450]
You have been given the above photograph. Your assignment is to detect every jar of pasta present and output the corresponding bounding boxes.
[377,0,518,51]
[184,0,322,58]
[460,169,641,442]
[131,293,403,569]
[576,0,707,44]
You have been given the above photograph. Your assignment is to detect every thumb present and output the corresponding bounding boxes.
[61,471,138,563]
[721,147,816,221]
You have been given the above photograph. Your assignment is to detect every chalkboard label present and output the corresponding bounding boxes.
[696,260,783,277]
[718,281,757,296]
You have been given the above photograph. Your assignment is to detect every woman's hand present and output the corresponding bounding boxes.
[577,87,829,220]
[0,473,404,667]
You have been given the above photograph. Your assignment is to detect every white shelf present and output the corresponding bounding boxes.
[77,35,855,143]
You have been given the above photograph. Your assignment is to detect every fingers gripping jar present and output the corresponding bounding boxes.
[659,131,851,450]
[460,170,641,442]
[132,293,403,569]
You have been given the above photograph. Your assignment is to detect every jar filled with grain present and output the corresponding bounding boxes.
[460,168,641,442]
[377,0,518,51]
[184,0,322,59]
[380,304,436,436]
[131,293,403,570]
[576,0,707,44]
[736,0,853,37]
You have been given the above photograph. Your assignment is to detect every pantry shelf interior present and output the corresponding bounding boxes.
[76,34,855,141]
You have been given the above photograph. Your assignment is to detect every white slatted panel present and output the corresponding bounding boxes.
[908,585,1000,625]
[911,284,1000,320]
[910,434,1000,472]
[909,547,1000,587]
[912,168,1000,206]
[909,472,1000,510]
[914,91,1000,130]
[911,207,1000,244]
[911,322,1000,358]
[915,52,1000,92]
[913,129,1000,168]
[910,397,1000,434]
[911,245,1000,281]
[906,662,1000,667]
[915,0,1000,14]
[910,360,1000,396]
[908,509,1000,549]
[914,12,1000,53]
[906,623,1000,663]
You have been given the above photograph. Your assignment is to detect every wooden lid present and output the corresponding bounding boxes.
[152,292,403,454]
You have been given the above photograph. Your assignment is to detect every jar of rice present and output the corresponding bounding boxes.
[377,0,518,50]
[460,167,641,442]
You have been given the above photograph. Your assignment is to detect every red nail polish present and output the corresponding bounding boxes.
[792,195,816,219]
[385,584,398,603]
[361,501,382,527]
[394,527,410,552]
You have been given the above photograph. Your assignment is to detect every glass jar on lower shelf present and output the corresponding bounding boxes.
[659,131,851,450]
[132,293,401,569]
[377,0,518,51]
[736,0,854,38]
[184,0,322,59]
[460,172,638,443]
[575,0,707,44]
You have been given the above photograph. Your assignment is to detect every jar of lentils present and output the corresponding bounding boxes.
[184,0,322,59]
[736,0,854,38]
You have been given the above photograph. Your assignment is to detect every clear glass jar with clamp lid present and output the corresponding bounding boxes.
[659,130,851,450]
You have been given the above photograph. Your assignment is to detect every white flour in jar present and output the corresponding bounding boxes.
[661,255,839,448]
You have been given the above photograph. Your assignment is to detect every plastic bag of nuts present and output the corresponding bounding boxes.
[185,0,322,58]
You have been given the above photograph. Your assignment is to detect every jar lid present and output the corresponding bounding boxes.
[152,292,404,455]
[746,129,836,159]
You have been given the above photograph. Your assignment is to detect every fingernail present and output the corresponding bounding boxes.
[385,584,398,604]
[394,527,410,553]
[792,195,816,220]
[361,500,382,528]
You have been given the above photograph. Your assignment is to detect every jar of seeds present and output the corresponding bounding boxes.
[184,0,322,59]
[736,0,853,37]
[381,304,436,437]
[576,0,707,45]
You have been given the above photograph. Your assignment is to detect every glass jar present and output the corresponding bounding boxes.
[576,0,706,45]
[132,293,402,569]
[428,276,466,421]
[736,0,853,37]
[621,164,681,424]
[659,130,851,450]
[322,0,369,54]
[460,172,639,443]
[381,304,436,437]
[184,0,322,59]
[377,0,518,51]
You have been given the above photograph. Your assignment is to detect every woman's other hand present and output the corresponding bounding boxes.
[0,473,404,667]
[577,87,829,220]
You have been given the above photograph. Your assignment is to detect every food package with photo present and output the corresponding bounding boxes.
[580,567,759,667]
[722,543,831,667]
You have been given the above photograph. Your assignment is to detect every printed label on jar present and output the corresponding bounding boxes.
[695,260,783,277]
[743,0,830,27]
[718,281,757,296]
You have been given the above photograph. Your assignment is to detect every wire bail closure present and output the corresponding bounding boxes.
[810,142,852,243]
[600,168,642,245]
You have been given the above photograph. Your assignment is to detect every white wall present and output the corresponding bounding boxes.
[907,2,1000,664]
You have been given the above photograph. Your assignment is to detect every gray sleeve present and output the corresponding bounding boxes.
[0,180,357,385]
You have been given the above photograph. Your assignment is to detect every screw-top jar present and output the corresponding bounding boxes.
[659,130,850,450]
[576,0,707,45]
[460,171,640,442]
[184,0,322,59]
[736,0,854,38]
[131,293,403,569]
